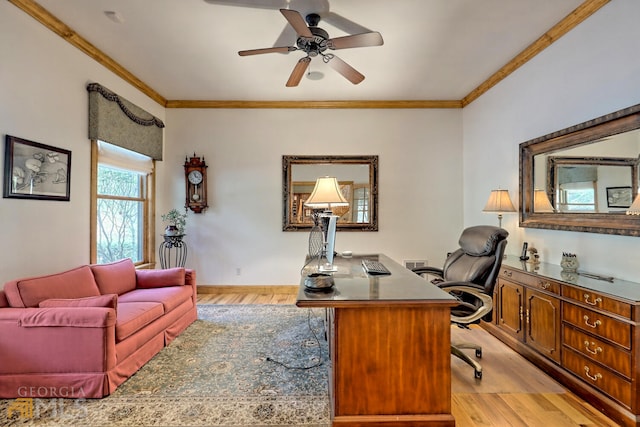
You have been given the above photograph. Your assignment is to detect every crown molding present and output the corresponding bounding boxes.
[10,0,609,110]
[164,100,463,109]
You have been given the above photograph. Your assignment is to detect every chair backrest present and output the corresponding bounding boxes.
[441,225,509,294]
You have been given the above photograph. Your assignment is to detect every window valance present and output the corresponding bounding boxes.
[87,83,164,160]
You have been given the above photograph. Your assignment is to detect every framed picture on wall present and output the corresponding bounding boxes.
[606,186,632,208]
[3,135,72,201]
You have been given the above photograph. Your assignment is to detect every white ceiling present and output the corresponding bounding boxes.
[32,0,589,102]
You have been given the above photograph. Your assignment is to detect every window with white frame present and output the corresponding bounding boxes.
[92,141,154,265]
[557,181,596,212]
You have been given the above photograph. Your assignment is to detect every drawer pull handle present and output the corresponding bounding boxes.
[584,341,603,355]
[540,281,551,290]
[584,366,602,382]
[584,294,602,306]
[583,315,601,329]
[503,270,512,277]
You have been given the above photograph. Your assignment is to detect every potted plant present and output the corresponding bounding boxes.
[162,208,187,236]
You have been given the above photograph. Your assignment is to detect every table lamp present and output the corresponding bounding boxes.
[483,189,516,228]
[304,176,349,273]
[534,189,555,212]
[626,193,640,215]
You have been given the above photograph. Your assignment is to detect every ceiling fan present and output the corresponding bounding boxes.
[238,9,384,87]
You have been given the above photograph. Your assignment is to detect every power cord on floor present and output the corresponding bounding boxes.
[265,309,324,370]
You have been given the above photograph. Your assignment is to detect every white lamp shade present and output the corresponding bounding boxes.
[483,189,516,213]
[304,176,349,210]
[534,189,555,212]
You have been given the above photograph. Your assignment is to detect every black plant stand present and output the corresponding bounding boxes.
[159,234,187,269]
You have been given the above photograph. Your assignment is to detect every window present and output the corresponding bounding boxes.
[91,141,155,266]
[353,186,369,223]
[557,181,596,212]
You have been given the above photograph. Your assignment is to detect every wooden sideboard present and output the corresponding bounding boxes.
[482,256,640,426]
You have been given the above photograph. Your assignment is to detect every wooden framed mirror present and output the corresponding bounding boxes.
[520,103,640,236]
[282,155,378,231]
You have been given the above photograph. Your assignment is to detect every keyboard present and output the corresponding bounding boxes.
[362,259,391,275]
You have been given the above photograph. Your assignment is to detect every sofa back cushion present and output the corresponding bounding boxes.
[3,265,101,308]
[90,258,137,296]
[136,268,185,288]
[39,294,118,310]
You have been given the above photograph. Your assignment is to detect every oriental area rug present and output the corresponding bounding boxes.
[0,305,330,427]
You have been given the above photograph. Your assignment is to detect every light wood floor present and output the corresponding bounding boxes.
[197,292,619,427]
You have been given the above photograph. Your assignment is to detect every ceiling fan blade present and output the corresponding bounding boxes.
[238,46,296,56]
[323,12,372,35]
[204,0,290,9]
[325,55,364,85]
[286,57,311,87]
[329,32,384,50]
[280,9,313,38]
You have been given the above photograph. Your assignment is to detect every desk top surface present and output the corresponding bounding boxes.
[296,254,457,308]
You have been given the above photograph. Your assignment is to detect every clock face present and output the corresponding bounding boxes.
[188,170,203,185]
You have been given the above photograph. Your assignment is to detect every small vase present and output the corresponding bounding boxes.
[560,255,579,272]
[164,225,180,236]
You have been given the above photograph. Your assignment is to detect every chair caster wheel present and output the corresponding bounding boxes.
[475,349,482,358]
[475,370,482,379]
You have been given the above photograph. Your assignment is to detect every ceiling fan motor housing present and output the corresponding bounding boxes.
[297,13,329,57]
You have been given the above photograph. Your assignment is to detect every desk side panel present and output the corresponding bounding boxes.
[333,306,452,417]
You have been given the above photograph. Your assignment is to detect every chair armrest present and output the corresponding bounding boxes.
[412,266,445,283]
[438,284,493,324]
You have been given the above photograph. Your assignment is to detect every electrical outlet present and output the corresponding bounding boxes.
[236,268,241,276]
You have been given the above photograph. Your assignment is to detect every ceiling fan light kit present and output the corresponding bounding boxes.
[238,8,383,87]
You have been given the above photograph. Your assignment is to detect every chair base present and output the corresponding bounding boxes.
[451,342,483,379]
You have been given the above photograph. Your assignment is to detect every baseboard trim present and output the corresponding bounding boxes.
[197,285,298,295]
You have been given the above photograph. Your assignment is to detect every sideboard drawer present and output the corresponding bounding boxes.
[501,268,560,295]
[562,325,631,379]
[563,286,631,319]
[563,347,632,409]
[563,303,631,349]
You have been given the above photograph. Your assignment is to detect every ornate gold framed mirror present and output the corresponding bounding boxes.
[282,155,378,231]
[520,103,640,236]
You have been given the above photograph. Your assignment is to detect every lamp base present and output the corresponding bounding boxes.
[318,263,338,272]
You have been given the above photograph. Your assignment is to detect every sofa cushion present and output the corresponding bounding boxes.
[118,286,192,313]
[0,291,8,308]
[4,266,101,308]
[39,294,118,310]
[116,302,164,342]
[90,259,137,296]
[136,268,185,289]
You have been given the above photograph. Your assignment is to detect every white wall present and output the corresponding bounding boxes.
[0,2,164,285]
[161,108,463,285]
[463,0,640,282]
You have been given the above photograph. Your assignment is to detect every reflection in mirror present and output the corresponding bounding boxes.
[283,155,378,231]
[544,156,638,213]
[520,103,640,236]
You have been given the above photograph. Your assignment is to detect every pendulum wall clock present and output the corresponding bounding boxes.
[184,154,208,213]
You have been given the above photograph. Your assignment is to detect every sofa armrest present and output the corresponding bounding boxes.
[18,306,116,328]
[0,307,117,374]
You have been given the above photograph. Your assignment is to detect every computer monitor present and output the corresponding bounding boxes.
[320,213,338,272]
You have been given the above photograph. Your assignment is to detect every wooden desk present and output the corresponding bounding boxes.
[297,254,458,427]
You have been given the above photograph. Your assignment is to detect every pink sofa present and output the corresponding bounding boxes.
[0,258,197,398]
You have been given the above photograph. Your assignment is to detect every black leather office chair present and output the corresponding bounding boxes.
[413,225,508,379]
